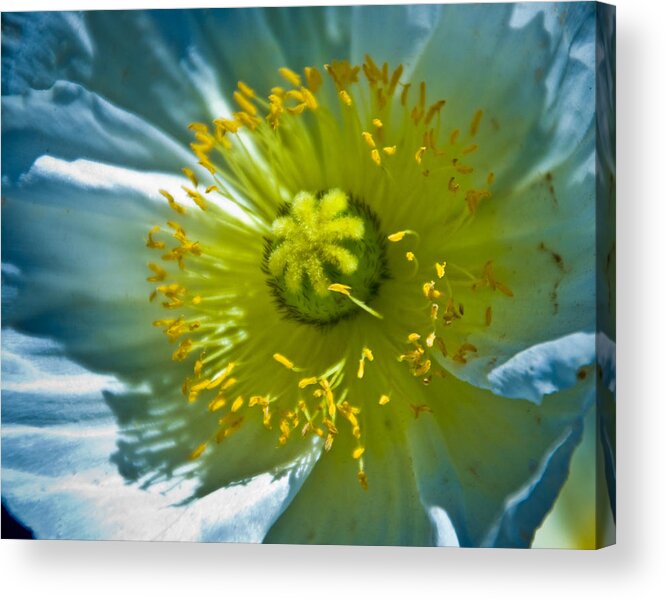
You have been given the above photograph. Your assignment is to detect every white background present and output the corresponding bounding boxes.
[1,0,662,597]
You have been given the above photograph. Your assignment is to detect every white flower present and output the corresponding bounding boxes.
[1,4,614,546]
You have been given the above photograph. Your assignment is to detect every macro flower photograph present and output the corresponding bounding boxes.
[1,2,615,548]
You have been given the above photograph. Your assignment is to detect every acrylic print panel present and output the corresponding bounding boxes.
[0,2,615,548]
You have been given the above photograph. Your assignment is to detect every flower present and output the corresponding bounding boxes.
[1,4,612,546]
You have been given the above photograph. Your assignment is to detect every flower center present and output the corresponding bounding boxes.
[265,189,387,325]
[145,55,511,490]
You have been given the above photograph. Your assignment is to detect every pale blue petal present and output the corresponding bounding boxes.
[2,81,190,183]
[407,373,592,547]
[487,333,596,404]
[1,331,313,541]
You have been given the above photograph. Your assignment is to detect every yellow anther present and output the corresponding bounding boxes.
[426,332,436,348]
[192,295,202,305]
[146,226,166,249]
[183,186,207,211]
[208,395,227,412]
[408,333,421,344]
[206,362,236,389]
[450,129,460,145]
[382,145,397,156]
[285,89,304,102]
[358,470,368,491]
[361,131,376,148]
[231,396,244,413]
[462,143,479,155]
[370,149,381,166]
[237,81,255,98]
[188,122,208,133]
[287,103,307,115]
[279,67,302,87]
[189,443,207,460]
[273,353,295,370]
[357,358,366,379]
[234,110,260,129]
[422,281,442,300]
[448,177,460,192]
[159,189,186,214]
[172,339,193,361]
[387,231,406,242]
[182,167,198,188]
[362,347,374,361]
[470,109,484,136]
[298,377,318,389]
[190,379,211,394]
[379,394,391,406]
[300,87,318,110]
[328,283,352,297]
[485,306,493,326]
[233,91,257,116]
[372,118,383,128]
[146,262,167,282]
[431,303,439,320]
[220,377,237,391]
[435,261,447,279]
[217,118,241,134]
[339,90,352,106]
[406,251,415,262]
[304,66,323,93]
[352,446,365,460]
[319,378,336,418]
[415,146,427,164]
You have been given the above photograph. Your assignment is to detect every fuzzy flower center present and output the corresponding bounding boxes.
[265,189,387,325]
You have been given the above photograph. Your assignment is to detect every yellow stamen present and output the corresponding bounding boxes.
[352,446,365,460]
[339,90,352,106]
[231,396,244,413]
[361,131,376,148]
[304,66,323,93]
[370,149,381,166]
[327,283,352,297]
[357,358,366,379]
[406,251,415,262]
[415,146,427,164]
[435,261,447,279]
[237,81,255,98]
[372,118,383,128]
[159,189,185,214]
[233,91,257,115]
[382,145,397,155]
[146,262,167,282]
[189,443,207,460]
[378,394,390,406]
[279,67,302,87]
[298,376,318,389]
[273,353,295,370]
[182,167,198,187]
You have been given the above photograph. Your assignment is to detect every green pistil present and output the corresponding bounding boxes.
[265,189,388,325]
